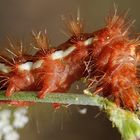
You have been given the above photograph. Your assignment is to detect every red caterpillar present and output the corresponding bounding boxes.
[0,9,139,111]
[88,9,140,110]
[0,17,93,107]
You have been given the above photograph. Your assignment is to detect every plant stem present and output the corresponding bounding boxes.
[0,90,105,107]
[0,90,140,140]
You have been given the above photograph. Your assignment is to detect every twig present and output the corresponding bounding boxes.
[0,90,140,140]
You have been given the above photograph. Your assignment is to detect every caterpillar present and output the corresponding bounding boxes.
[0,8,139,111]
[88,9,140,111]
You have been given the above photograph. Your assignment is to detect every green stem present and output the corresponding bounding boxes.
[0,90,105,107]
[0,90,140,140]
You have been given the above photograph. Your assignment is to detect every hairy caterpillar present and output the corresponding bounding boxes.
[88,9,140,110]
[0,16,94,107]
[0,8,139,111]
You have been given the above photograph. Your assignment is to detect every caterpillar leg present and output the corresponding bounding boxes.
[37,75,58,98]
[37,78,63,108]
[38,87,61,109]
[38,84,58,98]
[6,83,16,97]
[118,89,138,111]
[38,90,47,99]
[38,86,58,97]
[114,91,121,107]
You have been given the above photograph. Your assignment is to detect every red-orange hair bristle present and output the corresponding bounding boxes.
[32,30,50,51]
[106,6,135,37]
[61,9,85,37]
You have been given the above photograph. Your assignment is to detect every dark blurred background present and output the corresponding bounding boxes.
[0,0,139,140]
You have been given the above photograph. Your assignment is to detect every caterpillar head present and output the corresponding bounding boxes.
[91,8,135,48]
